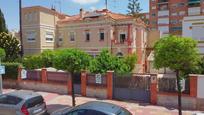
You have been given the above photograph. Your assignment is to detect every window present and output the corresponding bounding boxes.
[70,32,75,41]
[26,31,36,42]
[0,95,22,105]
[45,31,54,42]
[24,96,44,108]
[151,13,156,17]
[99,29,104,41]
[85,31,90,42]
[119,33,126,44]
[170,27,182,31]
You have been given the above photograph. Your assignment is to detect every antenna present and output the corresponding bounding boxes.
[105,0,108,10]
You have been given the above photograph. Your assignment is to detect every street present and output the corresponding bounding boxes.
[3,89,201,115]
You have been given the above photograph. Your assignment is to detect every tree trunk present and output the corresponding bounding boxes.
[71,72,76,106]
[176,70,182,115]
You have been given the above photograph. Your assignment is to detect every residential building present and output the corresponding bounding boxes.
[149,0,204,36]
[183,15,204,55]
[22,6,147,73]
[22,6,67,55]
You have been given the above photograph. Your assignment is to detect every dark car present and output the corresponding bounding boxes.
[51,101,132,115]
[0,90,48,115]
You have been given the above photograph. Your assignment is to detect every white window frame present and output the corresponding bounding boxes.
[26,31,36,42]
[69,32,75,42]
[118,32,127,44]
[45,31,54,43]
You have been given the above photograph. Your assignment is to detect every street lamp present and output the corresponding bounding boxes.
[19,0,24,57]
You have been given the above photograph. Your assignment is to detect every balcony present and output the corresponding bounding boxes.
[158,10,169,17]
[188,7,201,15]
[188,0,201,7]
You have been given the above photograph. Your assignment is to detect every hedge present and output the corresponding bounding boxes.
[1,62,22,80]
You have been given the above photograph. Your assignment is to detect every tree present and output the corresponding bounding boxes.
[53,49,91,106]
[127,0,142,17]
[41,50,55,67]
[89,49,137,74]
[0,48,5,62]
[0,32,20,61]
[153,35,200,115]
[0,9,8,33]
[22,55,43,70]
[124,53,137,71]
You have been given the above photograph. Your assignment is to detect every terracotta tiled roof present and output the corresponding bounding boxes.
[106,12,133,20]
[58,9,134,24]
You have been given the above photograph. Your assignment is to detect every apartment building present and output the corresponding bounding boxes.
[22,6,147,73]
[149,0,204,36]
[22,6,67,55]
[183,15,204,55]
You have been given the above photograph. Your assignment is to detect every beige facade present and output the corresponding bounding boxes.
[22,6,147,73]
[22,6,66,55]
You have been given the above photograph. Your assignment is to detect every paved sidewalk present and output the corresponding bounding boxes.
[3,89,202,115]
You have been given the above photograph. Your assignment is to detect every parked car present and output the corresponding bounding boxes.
[51,101,132,115]
[0,90,48,115]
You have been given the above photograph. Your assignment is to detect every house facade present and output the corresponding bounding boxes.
[22,6,147,73]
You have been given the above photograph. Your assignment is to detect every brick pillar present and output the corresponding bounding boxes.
[189,74,198,97]
[68,75,72,95]
[18,67,22,82]
[81,71,87,96]
[41,68,47,83]
[107,71,114,100]
[150,75,157,105]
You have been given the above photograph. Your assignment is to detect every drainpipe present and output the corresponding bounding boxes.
[127,24,132,54]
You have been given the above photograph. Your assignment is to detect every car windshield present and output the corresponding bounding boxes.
[0,94,22,105]
[24,96,44,108]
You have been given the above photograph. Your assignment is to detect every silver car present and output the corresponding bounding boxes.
[0,90,48,115]
[52,101,132,115]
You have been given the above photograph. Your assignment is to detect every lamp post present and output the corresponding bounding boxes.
[19,0,24,57]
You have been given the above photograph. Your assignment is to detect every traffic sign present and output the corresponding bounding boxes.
[95,74,102,84]
[0,66,5,74]
[21,69,27,79]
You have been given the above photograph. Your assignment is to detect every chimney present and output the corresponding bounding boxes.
[80,8,85,18]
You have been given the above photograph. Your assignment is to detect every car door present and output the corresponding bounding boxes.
[0,103,18,115]
[0,95,22,115]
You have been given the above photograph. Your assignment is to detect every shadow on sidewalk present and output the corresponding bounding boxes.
[47,104,71,114]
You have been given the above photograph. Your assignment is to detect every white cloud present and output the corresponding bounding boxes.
[90,6,96,11]
[72,0,99,4]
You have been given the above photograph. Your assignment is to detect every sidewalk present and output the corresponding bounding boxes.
[3,89,201,115]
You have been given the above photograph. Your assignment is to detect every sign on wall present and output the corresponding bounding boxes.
[95,74,102,84]
[0,66,5,75]
[21,69,27,79]
[176,79,185,92]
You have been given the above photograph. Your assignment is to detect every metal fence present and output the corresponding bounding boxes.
[114,74,151,90]
[26,70,41,81]
[158,77,190,94]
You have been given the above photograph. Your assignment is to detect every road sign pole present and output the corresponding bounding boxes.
[0,74,2,94]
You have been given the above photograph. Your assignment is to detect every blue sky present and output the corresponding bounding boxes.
[0,0,149,31]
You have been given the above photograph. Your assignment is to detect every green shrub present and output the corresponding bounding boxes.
[1,62,22,80]
[22,55,43,70]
